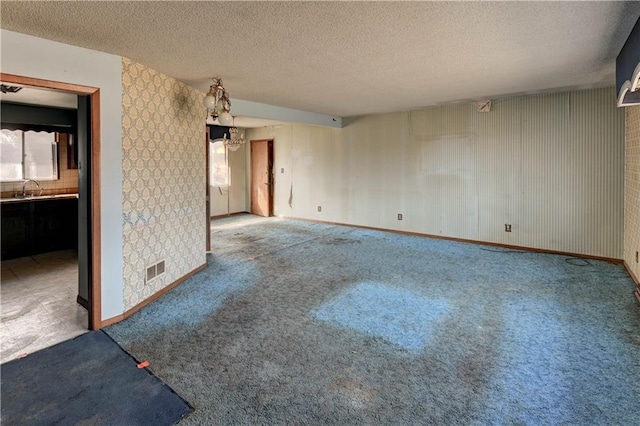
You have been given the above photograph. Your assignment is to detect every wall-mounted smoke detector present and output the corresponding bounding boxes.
[0,84,23,94]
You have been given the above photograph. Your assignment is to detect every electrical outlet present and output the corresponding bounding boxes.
[505,224,512,232]
[281,168,284,173]
[317,206,322,212]
[397,213,403,221]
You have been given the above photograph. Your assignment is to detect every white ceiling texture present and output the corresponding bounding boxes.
[1,1,639,123]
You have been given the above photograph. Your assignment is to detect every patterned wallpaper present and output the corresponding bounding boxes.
[625,106,640,285]
[121,58,206,310]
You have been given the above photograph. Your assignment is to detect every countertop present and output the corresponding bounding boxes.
[0,193,79,204]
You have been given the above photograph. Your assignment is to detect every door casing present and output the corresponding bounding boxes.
[1,73,102,330]
[205,127,211,252]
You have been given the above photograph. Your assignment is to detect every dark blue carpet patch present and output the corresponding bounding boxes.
[1,331,191,425]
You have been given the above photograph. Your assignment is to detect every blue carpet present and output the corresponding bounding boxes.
[315,282,450,352]
[1,330,191,425]
[106,215,640,425]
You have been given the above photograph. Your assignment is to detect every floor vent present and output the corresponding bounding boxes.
[145,260,166,284]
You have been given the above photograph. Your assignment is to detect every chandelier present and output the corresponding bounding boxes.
[203,77,233,126]
[223,117,245,151]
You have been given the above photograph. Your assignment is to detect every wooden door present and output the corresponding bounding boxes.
[250,139,273,217]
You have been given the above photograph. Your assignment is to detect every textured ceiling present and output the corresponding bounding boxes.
[1,1,639,118]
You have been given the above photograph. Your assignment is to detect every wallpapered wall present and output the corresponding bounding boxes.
[121,58,206,310]
[625,106,640,285]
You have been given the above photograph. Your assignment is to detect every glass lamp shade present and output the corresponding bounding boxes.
[218,111,233,126]
[203,93,217,110]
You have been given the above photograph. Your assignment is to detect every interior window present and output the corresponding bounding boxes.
[0,129,58,182]
[210,140,229,187]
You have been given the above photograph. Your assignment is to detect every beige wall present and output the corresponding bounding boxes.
[625,106,640,283]
[121,58,206,310]
[247,87,625,259]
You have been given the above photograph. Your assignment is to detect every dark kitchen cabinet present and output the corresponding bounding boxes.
[1,198,78,260]
[1,202,30,259]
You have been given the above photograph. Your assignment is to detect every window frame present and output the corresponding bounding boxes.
[0,129,59,182]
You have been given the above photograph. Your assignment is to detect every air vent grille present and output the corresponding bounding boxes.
[145,260,166,284]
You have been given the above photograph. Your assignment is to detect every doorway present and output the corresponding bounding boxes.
[205,127,211,252]
[0,73,101,338]
[250,139,273,217]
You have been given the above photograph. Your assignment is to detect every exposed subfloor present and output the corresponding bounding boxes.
[1,250,87,363]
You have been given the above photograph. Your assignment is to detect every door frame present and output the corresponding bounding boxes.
[205,127,211,252]
[250,139,274,217]
[1,73,102,330]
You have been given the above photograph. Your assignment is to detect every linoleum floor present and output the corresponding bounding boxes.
[1,250,87,363]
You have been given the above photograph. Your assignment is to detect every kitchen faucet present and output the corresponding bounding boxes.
[22,179,42,197]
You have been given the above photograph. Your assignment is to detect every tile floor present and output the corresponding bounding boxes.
[1,250,87,363]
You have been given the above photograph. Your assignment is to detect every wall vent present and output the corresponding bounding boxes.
[145,260,166,284]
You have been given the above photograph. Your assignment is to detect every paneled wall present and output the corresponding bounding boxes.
[625,106,640,284]
[247,87,625,258]
[121,58,206,310]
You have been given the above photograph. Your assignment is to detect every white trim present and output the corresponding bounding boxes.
[618,81,633,107]
[632,62,640,92]
[617,62,640,107]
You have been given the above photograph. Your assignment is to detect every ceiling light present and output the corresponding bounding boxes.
[223,117,244,151]
[204,77,233,126]
[0,84,23,94]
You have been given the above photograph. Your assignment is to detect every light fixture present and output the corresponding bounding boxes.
[0,84,23,94]
[204,77,233,125]
[223,117,245,151]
